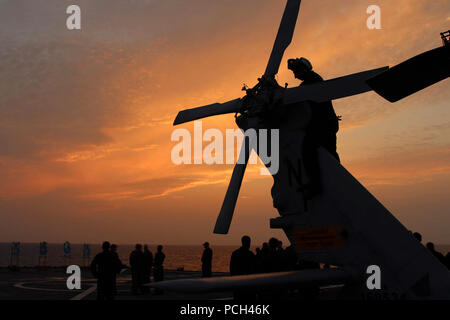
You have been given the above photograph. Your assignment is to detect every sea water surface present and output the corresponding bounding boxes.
[0,243,236,272]
[1,243,449,272]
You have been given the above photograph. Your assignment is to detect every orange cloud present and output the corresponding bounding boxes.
[0,0,448,245]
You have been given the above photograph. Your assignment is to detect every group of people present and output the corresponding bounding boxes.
[227,233,450,299]
[129,244,165,295]
[230,236,309,277]
[227,232,450,278]
[90,242,124,300]
[90,242,165,300]
[228,235,314,299]
[91,232,449,300]
[412,232,450,269]
[201,236,305,279]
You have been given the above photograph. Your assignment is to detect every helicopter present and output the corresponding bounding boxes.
[156,0,450,299]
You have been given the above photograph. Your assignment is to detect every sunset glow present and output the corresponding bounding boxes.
[1,0,449,245]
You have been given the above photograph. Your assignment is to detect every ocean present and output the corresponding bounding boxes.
[0,243,236,272]
[1,243,449,273]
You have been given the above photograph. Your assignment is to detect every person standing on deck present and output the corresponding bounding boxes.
[201,242,213,277]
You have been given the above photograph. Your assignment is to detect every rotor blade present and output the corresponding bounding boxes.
[148,269,351,293]
[367,46,449,102]
[264,0,302,77]
[173,98,242,125]
[283,66,389,104]
[213,141,250,234]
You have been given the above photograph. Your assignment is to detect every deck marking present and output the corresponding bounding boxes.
[71,269,128,300]
[14,281,70,292]
[70,285,97,300]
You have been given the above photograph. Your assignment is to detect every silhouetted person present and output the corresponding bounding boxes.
[129,244,145,295]
[264,237,283,272]
[90,241,121,300]
[260,242,270,273]
[111,244,126,270]
[110,244,124,295]
[278,240,283,249]
[111,244,119,259]
[277,240,291,271]
[201,242,213,277]
[255,248,263,273]
[287,57,340,198]
[413,232,422,243]
[230,236,256,276]
[258,238,290,299]
[426,242,446,266]
[230,236,256,300]
[153,245,165,294]
[142,245,153,293]
[261,242,269,256]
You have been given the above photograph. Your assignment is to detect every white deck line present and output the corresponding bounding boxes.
[70,285,97,300]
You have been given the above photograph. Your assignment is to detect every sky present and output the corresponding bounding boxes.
[0,0,449,246]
